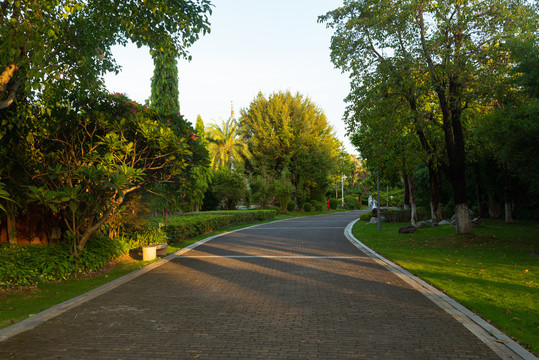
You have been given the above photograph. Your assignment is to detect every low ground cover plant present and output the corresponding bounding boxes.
[353,220,539,354]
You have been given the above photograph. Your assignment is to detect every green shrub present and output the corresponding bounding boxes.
[0,235,129,287]
[123,226,168,249]
[311,200,323,211]
[269,206,281,214]
[329,198,339,210]
[287,200,296,212]
[344,195,359,210]
[303,202,312,212]
[359,211,373,221]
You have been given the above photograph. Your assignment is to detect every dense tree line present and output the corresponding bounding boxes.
[319,0,539,230]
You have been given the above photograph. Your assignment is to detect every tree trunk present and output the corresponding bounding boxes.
[504,169,514,224]
[435,78,473,234]
[163,208,169,223]
[7,214,17,244]
[428,165,443,222]
[407,175,417,225]
[403,170,410,209]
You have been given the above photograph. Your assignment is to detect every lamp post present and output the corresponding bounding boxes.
[377,172,381,231]
[341,174,347,208]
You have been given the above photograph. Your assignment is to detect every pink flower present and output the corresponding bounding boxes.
[130,109,137,114]
[167,119,171,123]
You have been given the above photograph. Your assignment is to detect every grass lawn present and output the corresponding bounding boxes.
[352,219,539,355]
[0,208,349,330]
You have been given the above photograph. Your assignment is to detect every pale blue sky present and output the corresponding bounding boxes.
[103,0,355,153]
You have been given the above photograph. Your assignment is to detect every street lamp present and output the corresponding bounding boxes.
[341,174,347,208]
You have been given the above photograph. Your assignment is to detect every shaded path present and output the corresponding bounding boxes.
[0,212,512,359]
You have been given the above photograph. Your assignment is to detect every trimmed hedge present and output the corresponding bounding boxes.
[162,210,276,242]
[303,202,312,212]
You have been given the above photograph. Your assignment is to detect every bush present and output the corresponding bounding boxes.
[329,198,339,210]
[0,235,129,287]
[303,202,312,212]
[311,200,323,211]
[269,206,281,214]
[287,200,296,212]
[123,226,168,249]
[344,195,359,210]
[359,211,373,221]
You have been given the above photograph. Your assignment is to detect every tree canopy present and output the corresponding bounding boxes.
[0,0,213,253]
[320,0,538,232]
[240,91,341,201]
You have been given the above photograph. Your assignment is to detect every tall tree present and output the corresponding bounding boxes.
[320,0,537,233]
[1,0,212,112]
[206,117,251,170]
[240,91,341,201]
[150,36,180,114]
[476,39,539,222]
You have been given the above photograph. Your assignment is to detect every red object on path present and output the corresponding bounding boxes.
[327,200,330,211]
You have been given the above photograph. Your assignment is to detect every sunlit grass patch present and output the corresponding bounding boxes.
[352,220,539,354]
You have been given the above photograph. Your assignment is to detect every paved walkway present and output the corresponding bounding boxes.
[0,211,532,359]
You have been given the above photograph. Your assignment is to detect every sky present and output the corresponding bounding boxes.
[103,0,356,153]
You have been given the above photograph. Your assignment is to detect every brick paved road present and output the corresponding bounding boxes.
[0,212,505,359]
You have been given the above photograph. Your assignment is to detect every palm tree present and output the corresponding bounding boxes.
[206,117,251,170]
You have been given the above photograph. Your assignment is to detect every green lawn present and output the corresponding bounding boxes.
[352,219,539,355]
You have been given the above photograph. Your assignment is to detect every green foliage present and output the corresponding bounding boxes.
[359,211,372,221]
[122,226,168,250]
[0,235,128,287]
[240,91,341,200]
[344,195,359,210]
[17,93,207,257]
[269,206,281,214]
[320,0,538,232]
[0,181,12,213]
[206,117,251,170]
[310,200,323,212]
[287,200,296,212]
[1,0,212,113]
[160,210,276,242]
[249,173,273,209]
[302,202,312,212]
[477,38,539,198]
[329,198,339,210]
[272,171,295,213]
[150,38,179,114]
[210,168,247,210]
